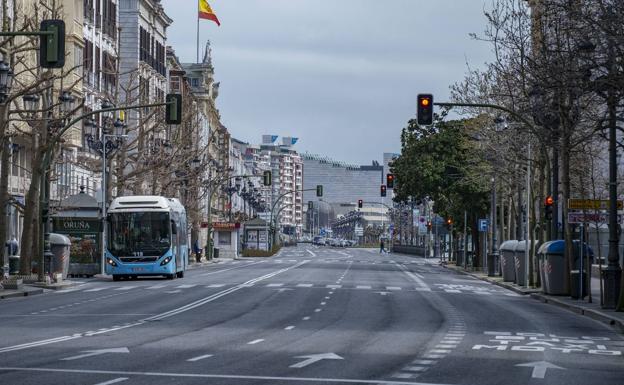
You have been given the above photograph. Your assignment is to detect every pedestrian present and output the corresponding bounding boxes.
[379,238,385,254]
[193,239,202,262]
[6,235,18,256]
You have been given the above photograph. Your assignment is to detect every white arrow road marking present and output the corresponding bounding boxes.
[93,378,129,385]
[289,353,344,368]
[62,347,130,361]
[516,361,565,379]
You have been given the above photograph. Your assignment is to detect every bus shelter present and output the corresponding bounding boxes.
[243,218,269,251]
[213,222,241,258]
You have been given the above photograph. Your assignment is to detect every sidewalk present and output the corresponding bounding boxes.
[444,263,624,333]
[0,284,44,299]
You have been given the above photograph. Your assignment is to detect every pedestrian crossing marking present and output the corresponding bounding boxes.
[266,283,283,287]
[175,284,197,289]
[114,286,137,291]
[296,283,313,287]
[386,286,402,291]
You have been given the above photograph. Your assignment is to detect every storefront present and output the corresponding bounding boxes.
[213,222,241,258]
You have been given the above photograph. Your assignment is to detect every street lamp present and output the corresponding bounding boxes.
[0,61,14,103]
[84,100,126,276]
[22,94,40,111]
[59,90,75,114]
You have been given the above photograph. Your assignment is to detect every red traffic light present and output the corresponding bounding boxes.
[446,218,453,225]
[358,199,363,208]
[545,195,554,206]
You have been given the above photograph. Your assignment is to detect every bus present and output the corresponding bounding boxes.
[105,196,188,281]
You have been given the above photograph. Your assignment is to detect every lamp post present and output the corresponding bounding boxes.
[84,100,126,276]
[0,60,14,280]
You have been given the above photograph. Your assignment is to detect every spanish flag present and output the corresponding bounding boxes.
[199,0,220,26]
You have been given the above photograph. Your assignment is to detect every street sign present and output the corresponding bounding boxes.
[567,199,623,210]
[478,219,489,232]
[568,212,622,224]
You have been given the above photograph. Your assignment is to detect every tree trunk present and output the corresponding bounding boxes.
[561,129,572,296]
[19,148,44,274]
[0,104,9,272]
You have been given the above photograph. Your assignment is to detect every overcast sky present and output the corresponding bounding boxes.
[160,0,494,165]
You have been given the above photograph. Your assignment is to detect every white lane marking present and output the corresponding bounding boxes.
[414,287,432,292]
[306,249,316,257]
[302,316,311,321]
[84,288,107,292]
[473,291,491,295]
[444,289,461,293]
[0,262,308,354]
[186,354,214,362]
[325,296,330,299]
[145,285,168,290]
[200,260,265,276]
[326,285,342,289]
[247,339,264,345]
[356,285,372,290]
[175,284,197,289]
[0,366,460,385]
[423,354,444,359]
[320,302,326,305]
[62,347,130,361]
[395,263,429,289]
[516,361,565,379]
[93,378,129,385]
[429,349,451,354]
[297,284,313,288]
[266,283,284,287]
[405,366,427,372]
[412,360,436,365]
[284,326,295,330]
[436,345,457,349]
[206,284,225,288]
[314,308,322,312]
[164,290,181,294]
[114,286,137,291]
[392,373,414,379]
[386,286,402,291]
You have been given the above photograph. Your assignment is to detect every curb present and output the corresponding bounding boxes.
[530,293,624,333]
[0,287,44,299]
[443,264,537,295]
[442,264,624,333]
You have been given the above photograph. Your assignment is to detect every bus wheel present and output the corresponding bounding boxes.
[167,274,175,280]
[112,275,121,281]
[176,271,184,279]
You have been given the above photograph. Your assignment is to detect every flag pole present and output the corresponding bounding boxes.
[196,10,200,63]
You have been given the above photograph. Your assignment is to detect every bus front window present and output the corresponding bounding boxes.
[108,212,171,256]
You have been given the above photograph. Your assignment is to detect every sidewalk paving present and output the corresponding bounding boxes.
[0,284,44,299]
[443,262,624,333]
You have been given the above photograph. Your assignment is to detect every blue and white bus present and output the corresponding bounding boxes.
[105,196,188,281]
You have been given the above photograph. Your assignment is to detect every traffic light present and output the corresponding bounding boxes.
[417,94,434,125]
[308,201,313,210]
[380,185,387,197]
[40,19,65,68]
[544,195,554,220]
[316,185,323,197]
[263,170,272,186]
[446,218,453,230]
[427,221,432,231]
[165,93,182,124]
[358,199,363,209]
[386,174,395,189]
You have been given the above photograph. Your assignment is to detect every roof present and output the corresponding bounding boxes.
[59,189,99,210]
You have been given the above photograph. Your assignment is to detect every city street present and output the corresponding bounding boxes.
[1,246,623,385]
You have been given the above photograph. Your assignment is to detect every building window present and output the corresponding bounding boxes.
[191,78,199,87]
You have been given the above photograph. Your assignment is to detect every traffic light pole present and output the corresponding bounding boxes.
[269,188,317,246]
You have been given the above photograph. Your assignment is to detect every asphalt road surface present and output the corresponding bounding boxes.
[1,245,623,385]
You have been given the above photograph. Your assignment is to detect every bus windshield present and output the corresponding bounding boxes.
[108,211,171,256]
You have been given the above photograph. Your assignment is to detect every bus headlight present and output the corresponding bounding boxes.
[160,256,172,266]
[106,258,117,267]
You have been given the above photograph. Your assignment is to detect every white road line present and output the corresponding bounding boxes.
[429,349,451,354]
[423,354,444,359]
[386,286,402,291]
[405,366,427,372]
[0,366,459,385]
[414,287,431,292]
[412,360,435,365]
[186,354,214,362]
[356,285,372,289]
[266,283,284,287]
[93,378,129,385]
[326,285,342,289]
[206,284,225,288]
[200,260,265,276]
[145,285,168,290]
[175,284,197,289]
[297,284,313,288]
[114,286,137,291]
[320,302,326,305]
[436,345,457,349]
[302,316,311,320]
[473,291,491,295]
[164,290,181,294]
[247,339,264,345]
[444,289,461,293]
[392,373,414,379]
[395,263,429,290]
[284,326,295,330]
[325,296,330,299]
[84,288,107,292]
[306,249,316,257]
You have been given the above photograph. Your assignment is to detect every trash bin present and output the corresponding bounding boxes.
[49,233,71,280]
[537,240,592,295]
[500,240,518,282]
[8,255,20,274]
[514,240,533,287]
[213,247,220,259]
[538,241,560,294]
